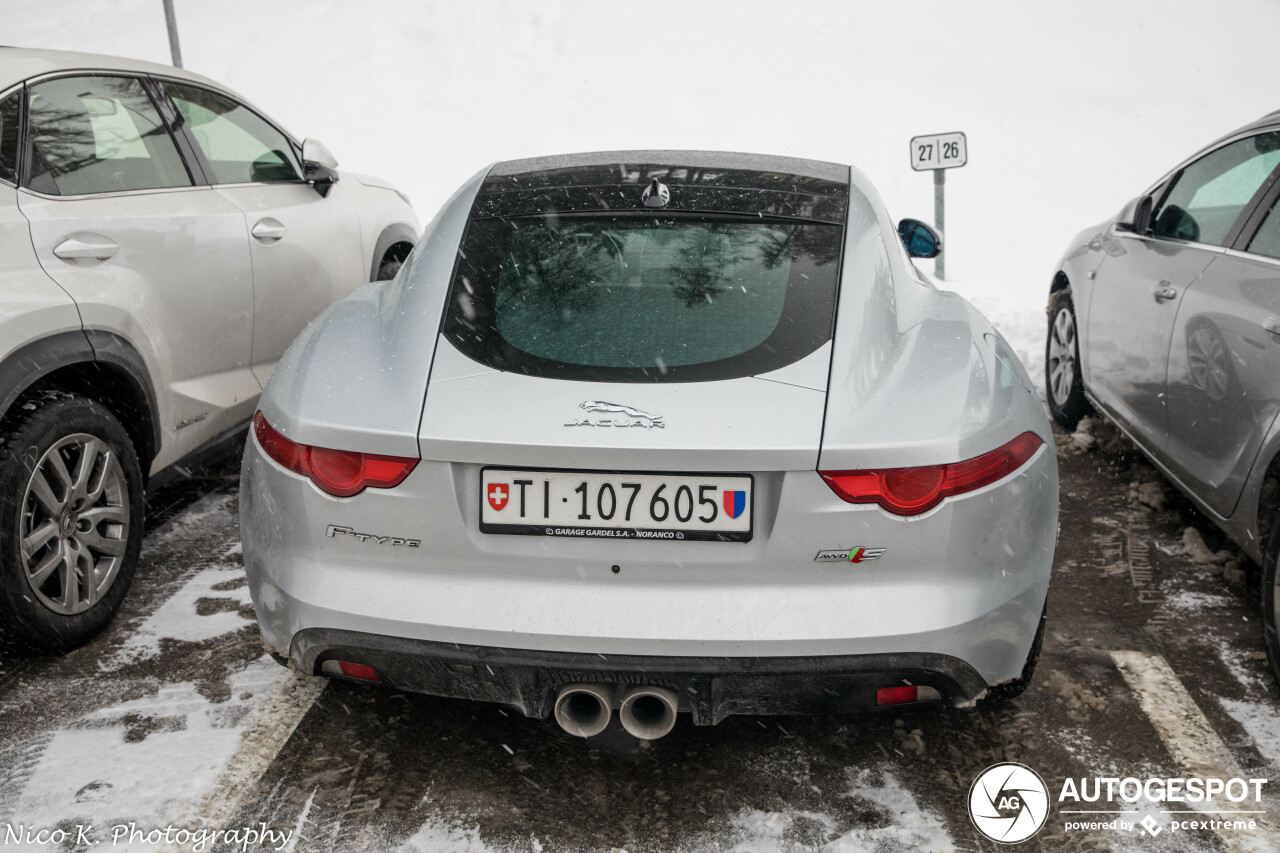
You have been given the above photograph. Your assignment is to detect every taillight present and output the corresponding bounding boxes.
[820,432,1043,516]
[253,412,418,497]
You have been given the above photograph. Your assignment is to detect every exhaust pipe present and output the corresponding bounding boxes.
[553,683,614,738]
[618,684,680,740]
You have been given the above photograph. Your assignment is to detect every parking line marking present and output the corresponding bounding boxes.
[1111,650,1276,851]
[181,665,326,834]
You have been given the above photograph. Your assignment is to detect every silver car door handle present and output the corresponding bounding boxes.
[52,235,119,261]
[1151,281,1178,302]
[251,218,287,242]
[1264,318,1280,339]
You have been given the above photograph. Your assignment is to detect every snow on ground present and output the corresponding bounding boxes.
[391,765,953,853]
[110,561,253,665]
[2,491,288,852]
[1219,699,1280,774]
[12,657,283,847]
[712,767,953,853]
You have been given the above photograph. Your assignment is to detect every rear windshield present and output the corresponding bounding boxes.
[443,215,843,382]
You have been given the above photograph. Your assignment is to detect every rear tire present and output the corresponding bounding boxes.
[1045,288,1092,429]
[0,392,144,652]
[1262,511,1280,686]
[375,254,403,281]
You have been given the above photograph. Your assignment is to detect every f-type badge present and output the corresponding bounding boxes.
[566,401,665,429]
[327,525,421,548]
[815,547,886,563]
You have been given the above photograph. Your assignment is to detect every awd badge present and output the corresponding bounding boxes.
[814,547,886,564]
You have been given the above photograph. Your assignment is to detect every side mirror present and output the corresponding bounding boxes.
[302,138,340,197]
[1117,195,1155,235]
[897,218,942,259]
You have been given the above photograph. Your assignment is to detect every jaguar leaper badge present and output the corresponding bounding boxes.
[565,401,665,429]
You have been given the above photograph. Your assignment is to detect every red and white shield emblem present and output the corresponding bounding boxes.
[487,483,509,512]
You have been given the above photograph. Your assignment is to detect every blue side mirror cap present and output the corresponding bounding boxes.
[898,218,942,259]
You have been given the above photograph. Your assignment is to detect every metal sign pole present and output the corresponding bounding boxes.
[934,168,945,280]
[910,131,965,282]
[162,0,183,68]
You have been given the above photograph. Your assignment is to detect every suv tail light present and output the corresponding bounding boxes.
[253,412,418,497]
[820,432,1043,516]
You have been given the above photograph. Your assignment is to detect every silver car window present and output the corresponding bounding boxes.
[1153,131,1280,246]
[26,75,192,196]
[165,83,301,185]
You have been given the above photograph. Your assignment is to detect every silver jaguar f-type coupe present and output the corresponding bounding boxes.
[241,151,1058,739]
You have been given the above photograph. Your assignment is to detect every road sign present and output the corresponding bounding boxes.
[910,131,967,171]
[909,131,967,280]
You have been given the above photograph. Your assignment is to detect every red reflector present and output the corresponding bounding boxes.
[820,431,1043,515]
[876,685,918,706]
[253,412,418,497]
[337,661,380,682]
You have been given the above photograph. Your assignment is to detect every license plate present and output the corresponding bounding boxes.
[480,468,753,542]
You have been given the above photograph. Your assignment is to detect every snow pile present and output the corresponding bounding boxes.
[892,719,925,757]
[1180,528,1234,567]
[396,818,496,853]
[1128,480,1167,513]
[1219,698,1280,773]
[1177,527,1246,585]
[10,657,286,844]
[1164,590,1233,613]
[1067,416,1097,454]
[1040,670,1107,722]
[111,562,254,664]
[717,767,954,853]
[388,766,955,853]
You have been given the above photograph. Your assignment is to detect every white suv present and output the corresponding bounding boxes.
[0,48,419,650]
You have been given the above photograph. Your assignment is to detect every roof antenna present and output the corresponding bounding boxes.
[641,178,670,208]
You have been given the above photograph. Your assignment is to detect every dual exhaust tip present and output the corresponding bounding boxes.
[553,683,679,740]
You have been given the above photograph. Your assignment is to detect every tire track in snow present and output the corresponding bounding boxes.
[1112,650,1278,852]
[180,670,327,838]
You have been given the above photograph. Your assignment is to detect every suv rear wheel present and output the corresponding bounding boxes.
[0,392,144,651]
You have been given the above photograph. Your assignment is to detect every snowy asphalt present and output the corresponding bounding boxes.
[1,419,1279,853]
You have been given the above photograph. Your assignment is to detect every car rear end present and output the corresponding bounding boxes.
[241,151,1056,732]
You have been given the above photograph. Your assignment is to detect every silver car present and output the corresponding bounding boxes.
[1044,110,1280,683]
[242,151,1058,739]
[0,48,418,651]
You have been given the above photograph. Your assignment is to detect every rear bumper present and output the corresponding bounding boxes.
[291,627,990,725]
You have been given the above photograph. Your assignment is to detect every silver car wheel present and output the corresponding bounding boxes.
[1048,306,1077,406]
[19,433,130,616]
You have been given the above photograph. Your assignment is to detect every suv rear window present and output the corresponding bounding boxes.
[443,215,843,382]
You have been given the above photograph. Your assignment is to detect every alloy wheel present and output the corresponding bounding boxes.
[19,433,130,615]
[1048,306,1077,406]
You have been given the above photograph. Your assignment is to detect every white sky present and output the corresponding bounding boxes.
[7,0,1279,334]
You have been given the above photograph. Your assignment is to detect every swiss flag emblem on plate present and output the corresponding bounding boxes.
[487,483,510,512]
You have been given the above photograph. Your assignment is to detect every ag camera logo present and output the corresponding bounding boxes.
[968,762,1050,843]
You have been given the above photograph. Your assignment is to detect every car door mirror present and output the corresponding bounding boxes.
[302,138,339,197]
[1116,195,1155,235]
[1154,204,1199,242]
[897,218,942,259]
